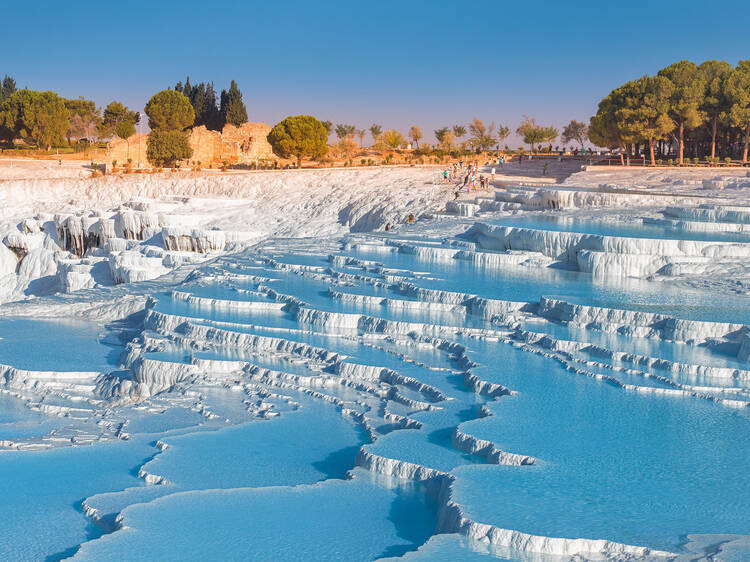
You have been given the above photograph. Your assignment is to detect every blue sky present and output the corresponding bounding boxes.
[3,0,749,145]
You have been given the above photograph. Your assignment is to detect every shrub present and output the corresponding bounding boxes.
[725,157,732,164]
[146,130,192,167]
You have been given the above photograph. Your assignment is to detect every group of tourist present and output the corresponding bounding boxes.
[441,159,501,192]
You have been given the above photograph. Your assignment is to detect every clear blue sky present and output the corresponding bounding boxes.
[3,0,749,145]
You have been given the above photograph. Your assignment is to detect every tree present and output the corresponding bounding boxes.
[452,125,466,142]
[335,123,356,140]
[699,60,733,160]
[0,89,70,149]
[267,115,328,168]
[434,127,450,144]
[516,116,545,151]
[438,131,454,151]
[589,88,629,163]
[115,120,136,139]
[369,124,382,143]
[408,125,422,148]
[382,129,406,149]
[144,90,194,131]
[468,117,496,150]
[0,89,32,144]
[496,125,510,148]
[147,130,192,167]
[1,75,16,101]
[202,82,222,130]
[725,60,750,162]
[561,120,588,149]
[658,60,706,164]
[616,76,674,165]
[357,128,367,147]
[541,126,558,150]
[321,120,333,136]
[65,98,99,143]
[101,101,139,138]
[220,80,248,127]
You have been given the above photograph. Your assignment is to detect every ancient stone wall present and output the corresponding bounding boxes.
[105,134,148,168]
[106,122,276,168]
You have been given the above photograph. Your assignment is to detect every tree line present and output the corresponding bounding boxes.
[0,76,249,151]
[589,59,750,164]
[173,77,248,130]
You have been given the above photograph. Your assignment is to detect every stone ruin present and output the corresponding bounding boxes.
[106,122,278,168]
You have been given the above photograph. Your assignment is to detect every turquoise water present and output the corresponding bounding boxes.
[487,214,750,242]
[0,205,749,560]
[0,318,119,372]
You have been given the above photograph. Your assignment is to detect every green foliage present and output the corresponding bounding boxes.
[515,116,546,151]
[468,117,496,150]
[561,120,588,148]
[146,130,193,166]
[174,77,224,131]
[382,129,406,149]
[1,75,16,101]
[408,125,422,147]
[321,120,333,135]
[100,101,139,138]
[369,124,382,142]
[334,123,356,140]
[496,125,510,145]
[615,76,674,163]
[540,125,558,146]
[657,60,706,162]
[0,89,70,148]
[433,127,449,144]
[145,90,194,131]
[115,120,136,139]
[267,115,328,168]
[452,125,466,139]
[725,60,750,161]
[219,80,248,127]
[591,59,750,162]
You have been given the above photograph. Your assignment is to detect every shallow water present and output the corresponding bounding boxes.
[1,201,749,560]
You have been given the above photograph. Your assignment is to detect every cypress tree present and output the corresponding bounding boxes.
[204,82,222,131]
[220,80,248,127]
[192,83,206,127]
[1,75,16,101]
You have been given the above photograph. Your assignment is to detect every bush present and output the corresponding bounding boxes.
[667,158,673,165]
[146,130,192,167]
[725,157,732,164]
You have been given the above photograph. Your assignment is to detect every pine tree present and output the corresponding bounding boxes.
[1,75,16,101]
[182,76,192,100]
[220,80,248,127]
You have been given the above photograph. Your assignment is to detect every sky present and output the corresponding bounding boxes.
[2,0,749,146]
